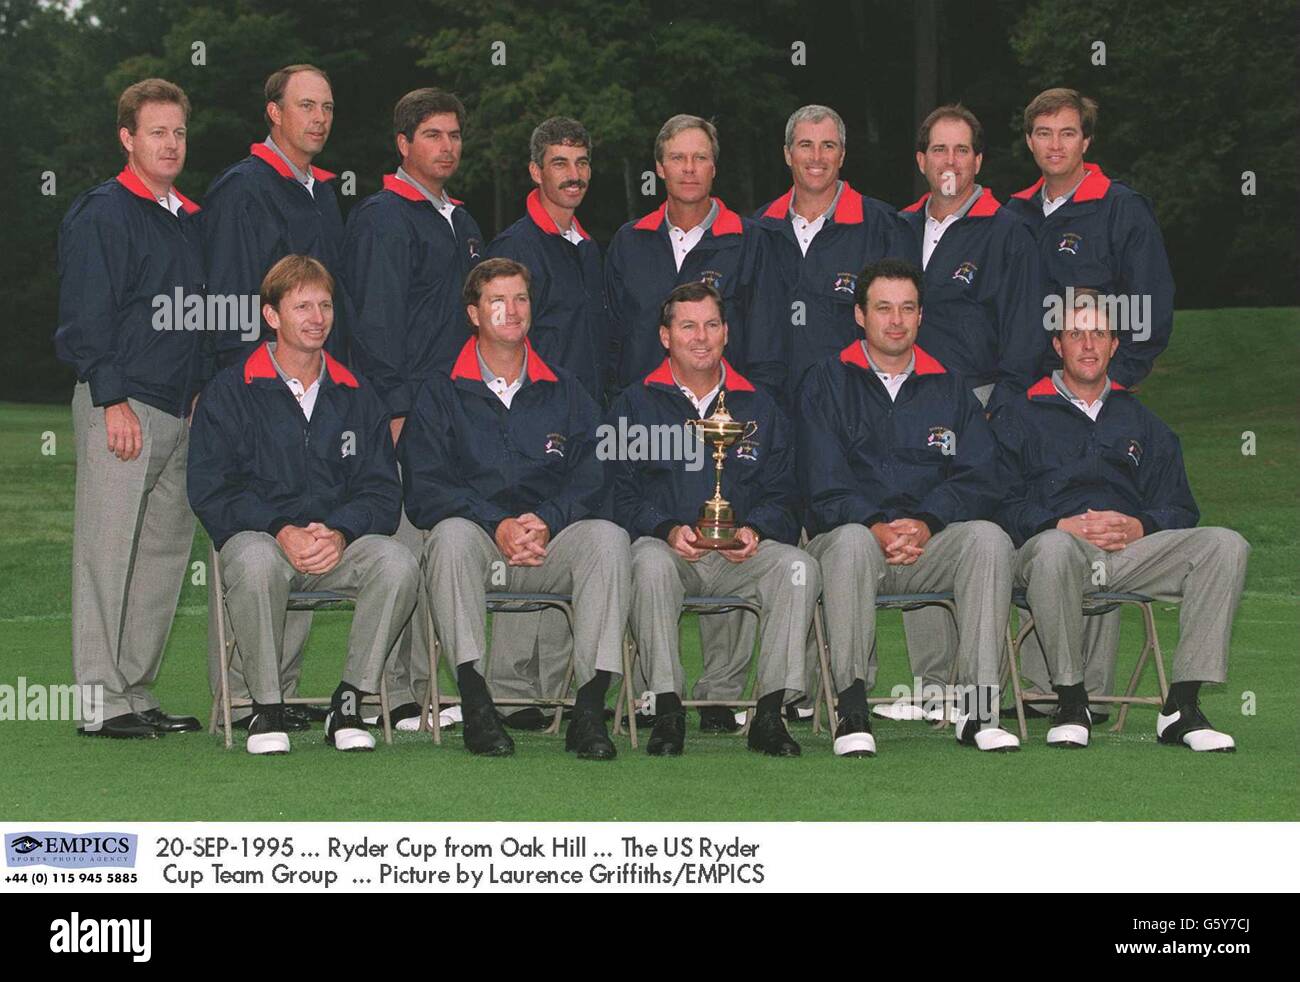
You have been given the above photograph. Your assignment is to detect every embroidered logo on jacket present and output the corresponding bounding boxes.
[833,272,857,295]
[1058,232,1083,255]
[951,261,977,285]
[1126,438,1143,468]
[468,237,482,261]
[698,270,723,290]
[544,433,566,457]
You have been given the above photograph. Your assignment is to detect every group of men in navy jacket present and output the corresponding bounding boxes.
[56,68,1247,759]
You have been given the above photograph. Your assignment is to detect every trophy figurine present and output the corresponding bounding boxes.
[686,390,757,550]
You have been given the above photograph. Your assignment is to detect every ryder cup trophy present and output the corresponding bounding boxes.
[686,390,757,550]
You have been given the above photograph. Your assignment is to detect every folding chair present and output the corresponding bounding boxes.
[612,595,837,751]
[421,593,636,745]
[1004,589,1171,741]
[810,593,961,734]
[207,546,395,750]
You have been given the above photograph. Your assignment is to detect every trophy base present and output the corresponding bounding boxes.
[694,524,743,550]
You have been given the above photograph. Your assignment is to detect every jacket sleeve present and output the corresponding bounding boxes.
[1137,421,1199,533]
[989,402,1059,547]
[54,200,133,407]
[607,393,677,540]
[342,208,415,417]
[741,229,791,407]
[532,384,610,536]
[987,219,1049,414]
[1108,193,1175,388]
[187,381,296,549]
[323,385,403,542]
[910,383,1002,531]
[201,178,279,371]
[797,365,887,532]
[399,378,510,536]
[741,402,801,544]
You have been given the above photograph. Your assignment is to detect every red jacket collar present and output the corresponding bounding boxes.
[902,186,1000,217]
[115,167,199,214]
[1027,374,1126,400]
[642,358,755,393]
[839,341,946,376]
[633,197,743,235]
[250,142,336,182]
[448,336,558,384]
[1012,163,1111,203]
[762,182,864,224]
[525,188,590,240]
[242,341,358,388]
[382,172,464,206]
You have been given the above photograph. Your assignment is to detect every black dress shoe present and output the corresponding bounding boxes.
[1005,702,1108,724]
[565,709,617,760]
[502,707,552,731]
[138,708,200,733]
[699,706,739,733]
[233,711,309,733]
[646,711,686,756]
[299,704,331,722]
[462,703,515,757]
[77,712,159,739]
[747,710,801,757]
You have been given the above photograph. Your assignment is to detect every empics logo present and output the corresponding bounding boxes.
[6,832,138,869]
[49,912,151,963]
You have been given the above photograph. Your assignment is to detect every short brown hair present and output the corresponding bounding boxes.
[654,114,719,164]
[1023,87,1098,138]
[916,103,984,155]
[117,78,191,135]
[462,258,531,309]
[260,255,335,312]
[394,88,466,142]
[659,282,725,328]
[263,63,331,131]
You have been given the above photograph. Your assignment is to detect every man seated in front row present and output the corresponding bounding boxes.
[188,255,419,755]
[400,258,632,760]
[797,258,1020,755]
[608,282,815,757]
[992,294,1248,751]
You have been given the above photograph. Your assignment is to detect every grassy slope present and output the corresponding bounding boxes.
[0,308,1296,821]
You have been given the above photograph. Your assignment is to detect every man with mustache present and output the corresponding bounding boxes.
[343,88,484,730]
[200,63,351,733]
[480,118,609,728]
[55,78,204,737]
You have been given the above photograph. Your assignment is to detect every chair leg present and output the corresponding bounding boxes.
[379,669,393,746]
[1009,616,1032,742]
[623,634,638,750]
[213,548,235,751]
[426,604,442,746]
[813,600,836,741]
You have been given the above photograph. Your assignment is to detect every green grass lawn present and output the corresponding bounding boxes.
[1,307,1297,821]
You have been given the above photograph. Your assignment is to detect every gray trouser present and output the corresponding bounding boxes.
[424,518,631,688]
[207,577,311,713]
[218,532,419,705]
[628,607,758,702]
[71,383,195,723]
[484,609,574,705]
[807,520,1013,701]
[629,537,815,701]
[382,498,434,707]
[1015,527,1249,687]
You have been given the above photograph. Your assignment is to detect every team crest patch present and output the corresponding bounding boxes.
[833,272,857,295]
[544,433,566,457]
[926,426,951,451]
[1126,438,1143,468]
[951,261,977,285]
[468,237,482,261]
[1058,232,1082,255]
[734,440,759,461]
[698,270,723,289]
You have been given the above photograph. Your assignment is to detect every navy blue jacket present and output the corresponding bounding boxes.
[607,359,801,545]
[201,143,351,370]
[797,342,1001,536]
[54,168,205,417]
[486,190,608,401]
[990,375,1199,547]
[399,338,608,538]
[341,173,483,418]
[605,197,784,398]
[898,187,1047,411]
[753,182,913,400]
[188,342,401,550]
[1002,164,1175,388]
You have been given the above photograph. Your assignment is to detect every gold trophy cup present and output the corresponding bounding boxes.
[686,390,757,550]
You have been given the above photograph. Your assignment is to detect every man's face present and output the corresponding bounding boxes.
[265,283,334,354]
[468,274,531,346]
[916,117,982,201]
[398,111,463,188]
[784,117,844,198]
[529,142,591,212]
[268,70,334,161]
[1054,306,1118,386]
[855,277,921,360]
[1026,107,1091,180]
[655,127,715,208]
[120,101,187,187]
[660,297,728,376]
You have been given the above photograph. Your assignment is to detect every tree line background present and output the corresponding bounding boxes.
[2,0,1295,403]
